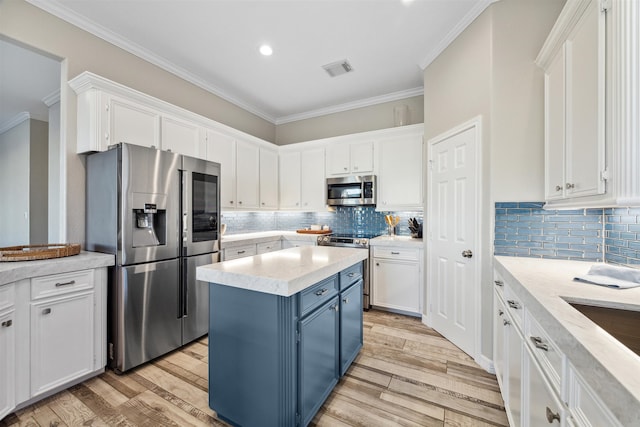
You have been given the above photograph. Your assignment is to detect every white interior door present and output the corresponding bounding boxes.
[428,120,479,358]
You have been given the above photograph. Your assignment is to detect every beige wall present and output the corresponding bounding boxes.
[29,119,49,244]
[423,0,564,360]
[275,96,424,145]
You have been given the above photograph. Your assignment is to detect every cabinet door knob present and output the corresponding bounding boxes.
[555,185,562,192]
[238,201,243,205]
[343,297,349,304]
[498,309,504,316]
[1,319,12,327]
[331,304,339,312]
[565,183,575,189]
[230,201,234,204]
[503,319,511,326]
[42,308,52,315]
[376,262,379,266]
[545,407,560,423]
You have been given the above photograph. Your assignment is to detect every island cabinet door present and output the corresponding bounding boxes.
[340,279,363,376]
[299,296,339,427]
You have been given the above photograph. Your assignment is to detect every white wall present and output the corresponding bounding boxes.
[0,119,31,246]
[423,0,565,360]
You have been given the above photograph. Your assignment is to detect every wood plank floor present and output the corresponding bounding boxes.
[1,310,507,427]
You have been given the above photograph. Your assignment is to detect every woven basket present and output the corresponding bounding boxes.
[0,243,81,262]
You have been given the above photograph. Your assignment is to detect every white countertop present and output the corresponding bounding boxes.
[494,256,640,425]
[0,251,115,286]
[221,230,319,248]
[197,246,368,297]
[370,235,423,248]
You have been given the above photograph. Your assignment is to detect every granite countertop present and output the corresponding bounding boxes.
[0,251,115,286]
[370,235,423,248]
[197,246,368,297]
[494,256,640,425]
[221,230,319,248]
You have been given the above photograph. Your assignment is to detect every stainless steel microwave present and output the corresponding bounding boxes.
[326,175,376,206]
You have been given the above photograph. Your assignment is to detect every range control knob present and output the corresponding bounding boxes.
[354,239,360,245]
[323,236,330,242]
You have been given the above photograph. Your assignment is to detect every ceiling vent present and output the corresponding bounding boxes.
[322,60,353,77]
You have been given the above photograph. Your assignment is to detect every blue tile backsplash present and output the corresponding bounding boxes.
[495,202,640,266]
[223,207,423,237]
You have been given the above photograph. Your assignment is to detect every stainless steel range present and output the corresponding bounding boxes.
[317,233,378,310]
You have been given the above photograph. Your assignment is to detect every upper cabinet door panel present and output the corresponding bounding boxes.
[235,140,260,209]
[301,148,326,211]
[545,50,566,201]
[160,115,204,159]
[326,144,350,176]
[378,135,423,210]
[206,131,236,208]
[260,148,279,209]
[565,1,605,198]
[350,141,374,174]
[110,97,160,148]
[279,151,301,209]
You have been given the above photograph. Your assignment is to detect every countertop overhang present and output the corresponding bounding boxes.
[494,256,640,425]
[197,246,368,297]
[0,251,115,286]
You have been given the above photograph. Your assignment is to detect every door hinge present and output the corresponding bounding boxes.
[601,0,611,12]
[600,168,609,181]
[428,160,434,171]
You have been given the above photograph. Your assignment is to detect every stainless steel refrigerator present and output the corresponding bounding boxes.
[86,143,220,373]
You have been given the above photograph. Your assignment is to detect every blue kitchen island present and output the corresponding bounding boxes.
[196,246,368,427]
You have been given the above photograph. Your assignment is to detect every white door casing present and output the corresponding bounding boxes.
[426,116,482,359]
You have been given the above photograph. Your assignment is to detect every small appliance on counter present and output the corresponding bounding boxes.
[408,217,423,238]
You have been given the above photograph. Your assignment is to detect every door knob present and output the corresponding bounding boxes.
[462,250,473,258]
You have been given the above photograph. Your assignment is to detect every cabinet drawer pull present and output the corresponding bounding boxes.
[391,251,400,255]
[55,280,76,287]
[530,336,549,351]
[507,300,521,309]
[347,272,355,277]
[503,319,511,326]
[315,288,329,296]
[343,297,349,304]
[1,319,12,327]
[237,250,245,254]
[42,308,52,315]
[545,406,560,423]
[494,280,504,287]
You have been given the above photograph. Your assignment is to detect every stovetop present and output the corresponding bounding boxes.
[330,232,381,239]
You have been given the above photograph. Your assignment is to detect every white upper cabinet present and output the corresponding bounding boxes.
[206,130,236,209]
[259,148,279,209]
[279,151,302,209]
[109,95,160,149]
[538,0,640,207]
[377,133,423,210]
[160,114,205,158]
[235,140,260,209]
[301,148,326,211]
[326,141,373,176]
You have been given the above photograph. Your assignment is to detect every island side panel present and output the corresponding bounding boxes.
[209,283,297,427]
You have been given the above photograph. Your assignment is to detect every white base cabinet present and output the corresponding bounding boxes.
[0,267,107,419]
[371,246,422,316]
[493,270,623,427]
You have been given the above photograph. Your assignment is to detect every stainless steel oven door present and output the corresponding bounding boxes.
[181,156,221,257]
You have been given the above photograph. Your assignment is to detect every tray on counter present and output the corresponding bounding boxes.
[296,229,332,235]
[0,243,81,262]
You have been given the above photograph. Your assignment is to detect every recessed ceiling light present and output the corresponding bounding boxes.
[259,44,273,56]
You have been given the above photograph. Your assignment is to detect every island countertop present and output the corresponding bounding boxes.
[196,246,368,297]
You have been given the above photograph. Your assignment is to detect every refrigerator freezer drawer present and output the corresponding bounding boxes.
[182,252,219,344]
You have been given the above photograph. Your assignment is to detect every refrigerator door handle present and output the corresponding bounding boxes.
[181,258,189,318]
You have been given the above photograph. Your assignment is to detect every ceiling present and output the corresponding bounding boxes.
[24,0,493,125]
[0,39,61,134]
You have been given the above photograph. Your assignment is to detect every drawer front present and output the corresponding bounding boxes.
[568,364,622,427]
[0,283,15,311]
[372,246,419,261]
[224,244,257,260]
[300,275,339,317]
[525,310,564,394]
[31,270,94,300]
[339,262,363,290]
[504,282,524,328]
[256,240,282,254]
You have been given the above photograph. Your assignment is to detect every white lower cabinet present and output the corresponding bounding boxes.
[0,284,15,421]
[281,238,316,249]
[371,246,422,315]
[223,244,257,261]
[0,268,106,418]
[256,240,282,254]
[494,270,623,427]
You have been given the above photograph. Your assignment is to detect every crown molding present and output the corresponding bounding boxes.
[419,0,497,70]
[42,89,61,107]
[0,112,31,134]
[25,0,277,123]
[275,87,424,125]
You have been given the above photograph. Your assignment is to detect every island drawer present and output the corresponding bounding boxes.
[31,270,95,300]
[504,282,524,328]
[0,283,15,311]
[340,262,363,290]
[300,275,339,317]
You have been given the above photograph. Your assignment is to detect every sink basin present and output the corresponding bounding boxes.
[567,301,640,357]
